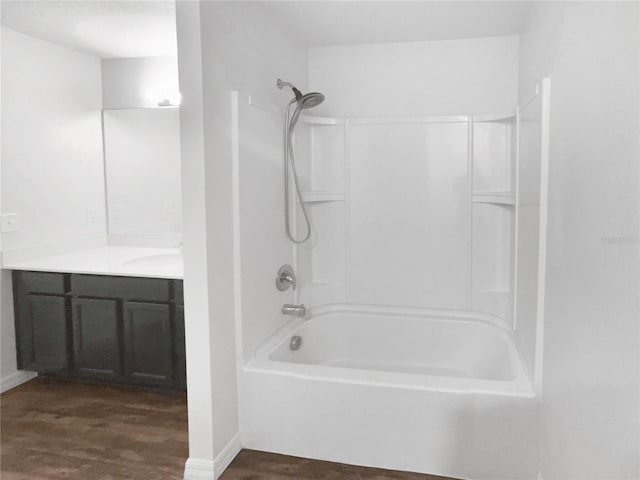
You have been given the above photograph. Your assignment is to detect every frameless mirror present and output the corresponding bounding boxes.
[102,107,182,235]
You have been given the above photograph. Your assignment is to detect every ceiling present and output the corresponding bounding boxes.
[260,1,532,47]
[0,1,531,59]
[0,1,177,58]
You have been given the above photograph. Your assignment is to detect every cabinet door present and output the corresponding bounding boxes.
[123,302,172,387]
[72,298,120,380]
[174,305,186,390]
[16,294,68,373]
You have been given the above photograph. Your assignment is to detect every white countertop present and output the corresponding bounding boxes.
[2,245,183,279]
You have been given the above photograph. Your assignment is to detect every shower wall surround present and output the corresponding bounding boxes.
[293,114,517,322]
[232,90,544,365]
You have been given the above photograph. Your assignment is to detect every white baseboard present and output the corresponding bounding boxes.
[0,370,37,394]
[214,433,241,479]
[183,433,241,480]
[183,458,214,480]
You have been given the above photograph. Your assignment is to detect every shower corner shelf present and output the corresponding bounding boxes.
[472,192,516,206]
[299,191,345,203]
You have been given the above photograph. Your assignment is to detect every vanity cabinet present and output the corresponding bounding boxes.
[13,271,186,391]
[122,301,173,386]
[17,293,68,373]
[72,298,120,380]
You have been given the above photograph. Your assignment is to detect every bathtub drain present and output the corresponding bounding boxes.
[289,335,303,351]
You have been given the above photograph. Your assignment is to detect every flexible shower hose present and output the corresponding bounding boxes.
[283,99,312,243]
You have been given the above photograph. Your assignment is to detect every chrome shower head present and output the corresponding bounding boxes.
[298,92,325,109]
[277,78,325,109]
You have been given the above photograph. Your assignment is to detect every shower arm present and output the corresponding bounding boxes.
[277,78,303,101]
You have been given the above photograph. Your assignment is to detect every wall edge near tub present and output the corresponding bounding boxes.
[183,433,241,480]
[0,371,37,394]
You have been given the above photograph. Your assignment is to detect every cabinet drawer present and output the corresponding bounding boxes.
[71,274,170,302]
[16,271,66,294]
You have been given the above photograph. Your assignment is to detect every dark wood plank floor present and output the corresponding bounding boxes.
[1,377,188,480]
[220,450,457,480]
[2,378,457,480]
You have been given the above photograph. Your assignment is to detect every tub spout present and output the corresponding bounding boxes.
[282,304,306,317]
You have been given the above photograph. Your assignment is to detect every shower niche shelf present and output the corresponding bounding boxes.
[470,115,517,323]
[299,191,345,203]
[472,192,516,206]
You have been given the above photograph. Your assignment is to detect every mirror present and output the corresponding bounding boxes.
[102,107,182,235]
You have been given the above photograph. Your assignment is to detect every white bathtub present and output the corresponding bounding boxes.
[240,306,538,479]
[249,305,533,397]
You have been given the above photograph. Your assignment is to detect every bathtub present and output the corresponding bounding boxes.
[250,305,532,398]
[240,305,538,479]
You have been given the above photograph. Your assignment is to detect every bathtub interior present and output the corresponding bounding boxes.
[267,312,518,382]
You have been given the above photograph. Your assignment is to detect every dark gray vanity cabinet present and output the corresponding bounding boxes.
[123,301,173,387]
[13,271,185,391]
[16,292,69,374]
[174,305,186,388]
[72,298,120,380]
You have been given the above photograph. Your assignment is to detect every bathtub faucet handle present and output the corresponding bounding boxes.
[275,264,296,291]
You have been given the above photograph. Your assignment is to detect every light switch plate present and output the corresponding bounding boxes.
[163,200,175,216]
[87,207,99,223]
[1,213,21,232]
[111,204,124,220]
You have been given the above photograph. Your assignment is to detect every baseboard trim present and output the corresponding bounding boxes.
[184,458,214,480]
[214,433,241,479]
[0,371,37,394]
[183,433,241,480]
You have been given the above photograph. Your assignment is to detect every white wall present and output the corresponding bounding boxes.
[309,36,519,118]
[176,1,307,476]
[519,3,639,478]
[1,28,106,252]
[101,56,179,109]
[198,0,307,455]
[0,27,105,387]
[174,3,216,475]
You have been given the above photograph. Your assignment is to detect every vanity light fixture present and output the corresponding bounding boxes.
[146,88,182,107]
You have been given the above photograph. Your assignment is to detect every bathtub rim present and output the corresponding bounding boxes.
[247,304,535,398]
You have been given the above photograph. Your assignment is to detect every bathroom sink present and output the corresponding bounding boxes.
[123,253,183,269]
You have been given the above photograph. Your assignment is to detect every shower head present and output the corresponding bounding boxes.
[298,92,325,109]
[277,78,325,109]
